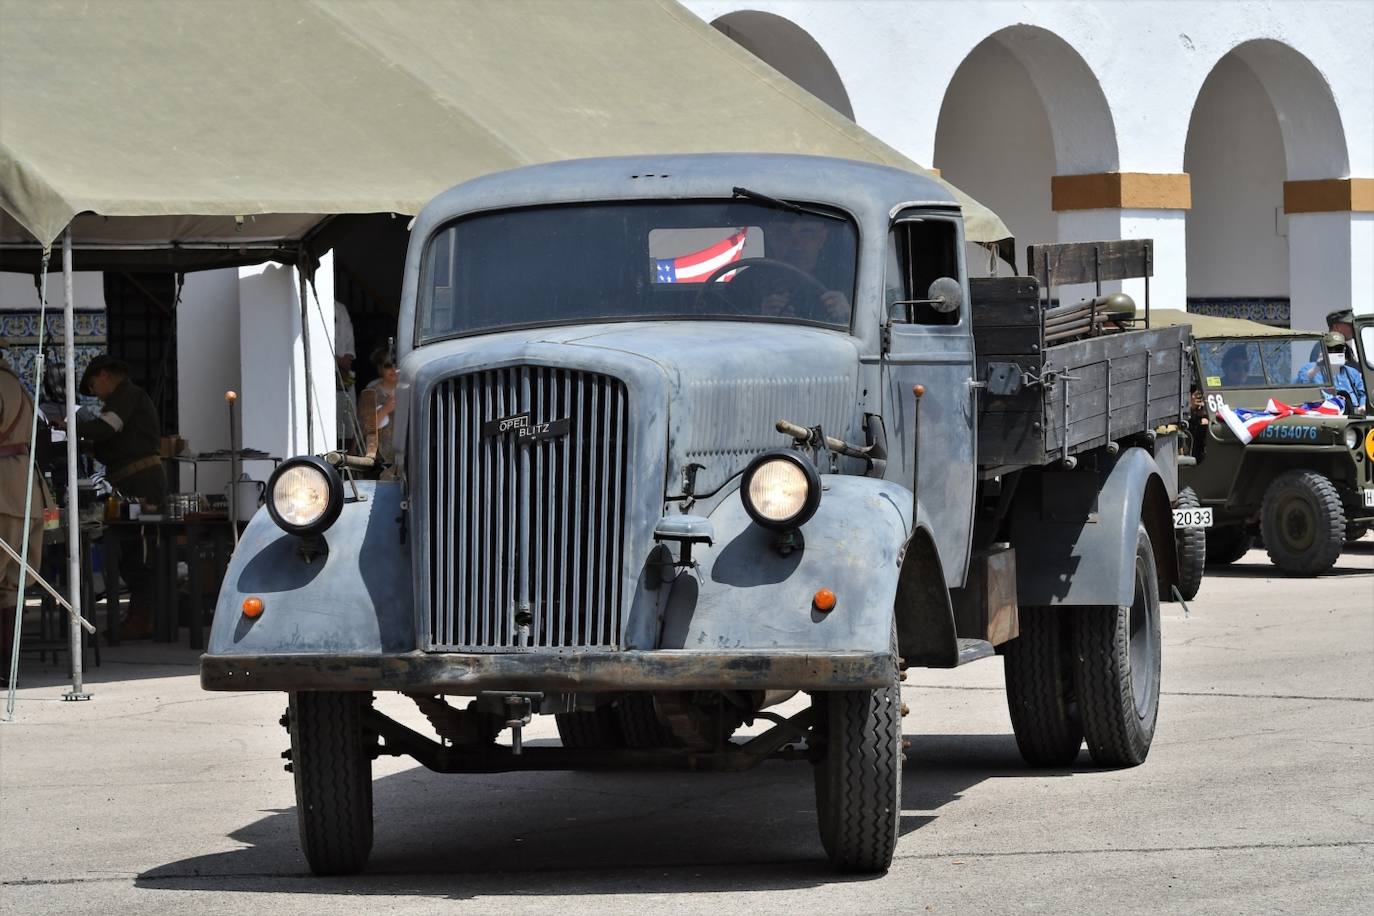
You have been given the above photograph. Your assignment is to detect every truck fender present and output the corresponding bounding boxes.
[1010,447,1177,607]
[895,521,959,668]
[207,481,415,656]
[659,475,912,657]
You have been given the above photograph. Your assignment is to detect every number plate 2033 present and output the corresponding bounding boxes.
[1172,507,1214,529]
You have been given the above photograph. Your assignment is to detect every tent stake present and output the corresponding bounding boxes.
[62,228,90,701]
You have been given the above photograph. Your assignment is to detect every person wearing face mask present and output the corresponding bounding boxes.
[1297,331,1366,412]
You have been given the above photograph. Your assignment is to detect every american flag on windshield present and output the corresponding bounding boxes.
[1216,396,1345,444]
[654,228,747,283]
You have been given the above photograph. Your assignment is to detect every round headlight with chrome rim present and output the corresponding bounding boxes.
[740,450,821,530]
[266,456,344,536]
[1344,426,1361,450]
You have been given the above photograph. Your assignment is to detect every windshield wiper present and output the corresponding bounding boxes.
[732,186,845,221]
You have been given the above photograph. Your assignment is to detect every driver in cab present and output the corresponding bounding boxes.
[742,216,850,323]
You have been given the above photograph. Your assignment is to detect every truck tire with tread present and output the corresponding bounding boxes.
[615,694,678,747]
[289,691,374,876]
[1003,606,1082,766]
[555,708,625,748]
[812,681,902,873]
[1174,487,1205,601]
[1073,523,1161,768]
[1260,470,1345,575]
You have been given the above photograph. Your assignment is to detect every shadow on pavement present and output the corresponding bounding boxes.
[136,730,1084,896]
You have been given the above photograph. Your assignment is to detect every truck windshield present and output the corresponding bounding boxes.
[417,200,858,342]
[1198,338,1332,389]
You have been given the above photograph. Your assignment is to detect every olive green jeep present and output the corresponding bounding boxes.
[1156,310,1373,576]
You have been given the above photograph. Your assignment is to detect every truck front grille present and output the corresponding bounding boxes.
[426,367,629,650]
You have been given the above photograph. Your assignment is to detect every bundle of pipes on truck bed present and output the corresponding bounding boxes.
[200,155,1196,877]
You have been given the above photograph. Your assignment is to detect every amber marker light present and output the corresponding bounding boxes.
[813,588,837,612]
[242,596,265,618]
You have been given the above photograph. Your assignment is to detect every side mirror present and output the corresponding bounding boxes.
[926,277,964,314]
[887,276,965,321]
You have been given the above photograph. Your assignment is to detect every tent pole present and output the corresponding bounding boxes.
[62,229,89,701]
[298,261,315,453]
[3,247,51,720]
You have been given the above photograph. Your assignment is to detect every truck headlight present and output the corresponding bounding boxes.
[266,456,343,536]
[1344,427,1360,450]
[741,450,821,529]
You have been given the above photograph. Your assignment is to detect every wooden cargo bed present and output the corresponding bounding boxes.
[971,273,1189,470]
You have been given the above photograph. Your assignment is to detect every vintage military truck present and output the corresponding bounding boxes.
[1155,310,1374,574]
[201,155,1191,876]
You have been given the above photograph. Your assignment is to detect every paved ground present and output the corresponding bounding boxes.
[2,541,1371,915]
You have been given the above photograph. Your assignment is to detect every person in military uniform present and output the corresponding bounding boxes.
[0,337,53,677]
[1297,331,1367,413]
[73,354,167,638]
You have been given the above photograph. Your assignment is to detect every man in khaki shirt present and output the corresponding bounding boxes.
[0,338,52,678]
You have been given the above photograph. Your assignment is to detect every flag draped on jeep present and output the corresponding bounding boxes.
[1216,396,1344,444]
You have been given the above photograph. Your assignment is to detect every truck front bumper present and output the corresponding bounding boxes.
[200,649,894,693]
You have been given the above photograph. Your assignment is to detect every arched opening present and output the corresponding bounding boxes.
[933,26,1118,276]
[1184,40,1350,328]
[711,10,854,120]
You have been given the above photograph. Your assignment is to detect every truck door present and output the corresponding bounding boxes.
[882,212,976,587]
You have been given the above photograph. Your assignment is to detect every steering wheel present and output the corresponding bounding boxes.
[696,257,829,313]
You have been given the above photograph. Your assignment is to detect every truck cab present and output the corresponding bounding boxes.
[203,154,1185,877]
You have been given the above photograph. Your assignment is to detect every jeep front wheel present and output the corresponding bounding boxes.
[1174,487,1206,600]
[1260,470,1345,575]
[812,686,902,873]
[288,691,374,875]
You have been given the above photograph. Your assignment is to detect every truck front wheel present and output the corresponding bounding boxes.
[812,686,902,873]
[1003,607,1083,766]
[1073,523,1161,767]
[1260,470,1345,575]
[288,691,374,875]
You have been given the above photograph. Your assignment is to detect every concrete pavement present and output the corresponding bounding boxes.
[1,542,1371,914]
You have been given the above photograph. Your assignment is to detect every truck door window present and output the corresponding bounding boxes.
[888,219,960,325]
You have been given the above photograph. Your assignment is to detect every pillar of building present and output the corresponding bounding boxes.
[1050,172,1192,309]
[1283,178,1374,329]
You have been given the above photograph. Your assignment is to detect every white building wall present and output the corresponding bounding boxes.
[0,271,105,311]
[685,0,1373,318]
[1184,54,1289,299]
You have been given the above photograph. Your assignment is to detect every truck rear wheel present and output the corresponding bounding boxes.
[1073,523,1161,767]
[1260,470,1345,575]
[614,693,678,747]
[555,708,625,748]
[1174,487,1205,601]
[289,691,374,875]
[812,685,902,873]
[1003,607,1082,766]
[1204,525,1251,565]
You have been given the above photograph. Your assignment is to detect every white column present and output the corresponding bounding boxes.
[1288,212,1357,331]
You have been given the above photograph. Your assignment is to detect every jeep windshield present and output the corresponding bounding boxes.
[1198,337,1332,389]
[417,200,858,342]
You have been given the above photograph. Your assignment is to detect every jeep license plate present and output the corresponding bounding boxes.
[1172,507,1213,529]
[1364,489,1374,509]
